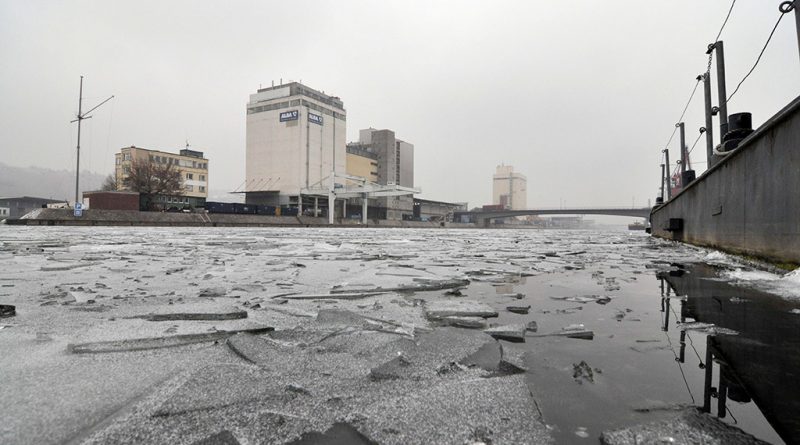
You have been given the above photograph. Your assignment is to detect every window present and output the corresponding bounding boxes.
[199,175,205,181]
[116,158,121,165]
[199,186,206,193]
[185,185,194,192]
[192,161,197,168]
[149,155,154,162]
[124,153,131,161]
[187,173,194,180]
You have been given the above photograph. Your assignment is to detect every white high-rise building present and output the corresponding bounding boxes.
[245,82,346,206]
[492,165,527,210]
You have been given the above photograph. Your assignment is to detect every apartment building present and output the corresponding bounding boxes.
[114,145,209,208]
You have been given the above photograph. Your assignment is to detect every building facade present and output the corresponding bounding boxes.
[83,191,140,211]
[0,196,63,219]
[413,198,468,222]
[492,165,527,210]
[345,128,415,220]
[245,82,346,207]
[115,146,209,208]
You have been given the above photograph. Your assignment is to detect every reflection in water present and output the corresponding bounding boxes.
[494,276,528,294]
[661,264,800,445]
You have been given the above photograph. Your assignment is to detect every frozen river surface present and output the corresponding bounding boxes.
[1,226,798,444]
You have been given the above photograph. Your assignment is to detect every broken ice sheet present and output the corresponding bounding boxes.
[678,322,739,336]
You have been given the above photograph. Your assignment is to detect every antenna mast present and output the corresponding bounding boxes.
[71,76,114,206]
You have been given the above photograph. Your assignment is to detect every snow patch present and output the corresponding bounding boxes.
[722,269,781,282]
[703,251,730,263]
[721,267,800,301]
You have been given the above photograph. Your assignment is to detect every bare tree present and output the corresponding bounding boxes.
[101,173,118,191]
[122,159,183,210]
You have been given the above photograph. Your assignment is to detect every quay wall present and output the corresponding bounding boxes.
[650,95,800,265]
[6,208,476,229]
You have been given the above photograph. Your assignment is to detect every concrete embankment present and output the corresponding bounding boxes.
[6,208,476,229]
[650,95,800,266]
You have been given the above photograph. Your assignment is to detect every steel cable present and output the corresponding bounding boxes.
[725,2,793,104]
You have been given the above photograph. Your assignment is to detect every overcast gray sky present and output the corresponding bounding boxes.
[1,1,798,208]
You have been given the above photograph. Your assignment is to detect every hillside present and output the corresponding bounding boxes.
[0,162,107,200]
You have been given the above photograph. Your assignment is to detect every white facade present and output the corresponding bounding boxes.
[492,165,527,210]
[246,83,346,205]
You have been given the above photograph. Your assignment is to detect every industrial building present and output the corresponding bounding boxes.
[412,198,468,222]
[492,165,527,210]
[114,145,209,208]
[245,82,347,208]
[345,128,415,220]
[244,82,422,222]
[0,196,63,219]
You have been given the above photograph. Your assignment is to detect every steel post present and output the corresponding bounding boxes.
[703,337,713,413]
[718,376,728,418]
[678,122,686,175]
[75,76,83,206]
[362,195,368,225]
[795,2,800,63]
[703,73,715,167]
[328,194,334,224]
[664,149,671,199]
[715,41,728,138]
[660,164,665,202]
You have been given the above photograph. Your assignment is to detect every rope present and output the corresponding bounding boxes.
[665,329,696,404]
[725,2,793,104]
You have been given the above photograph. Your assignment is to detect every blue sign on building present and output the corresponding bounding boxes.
[308,112,323,125]
[74,202,83,217]
[279,110,299,122]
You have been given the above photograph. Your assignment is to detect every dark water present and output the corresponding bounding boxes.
[477,262,800,444]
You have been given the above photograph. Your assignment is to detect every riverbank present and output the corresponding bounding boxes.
[5,208,477,229]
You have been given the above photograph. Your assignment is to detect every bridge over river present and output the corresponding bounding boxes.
[454,207,651,226]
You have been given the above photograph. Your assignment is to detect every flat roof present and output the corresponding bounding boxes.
[414,198,468,207]
[255,82,344,110]
[120,146,208,161]
[0,196,64,203]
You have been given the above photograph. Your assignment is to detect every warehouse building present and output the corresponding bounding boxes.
[245,82,346,208]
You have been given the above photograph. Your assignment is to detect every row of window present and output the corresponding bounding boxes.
[184,185,206,193]
[149,154,207,170]
[186,173,206,181]
[159,196,190,203]
[247,99,346,121]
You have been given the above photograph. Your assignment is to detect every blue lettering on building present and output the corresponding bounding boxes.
[279,110,299,122]
[308,112,323,125]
